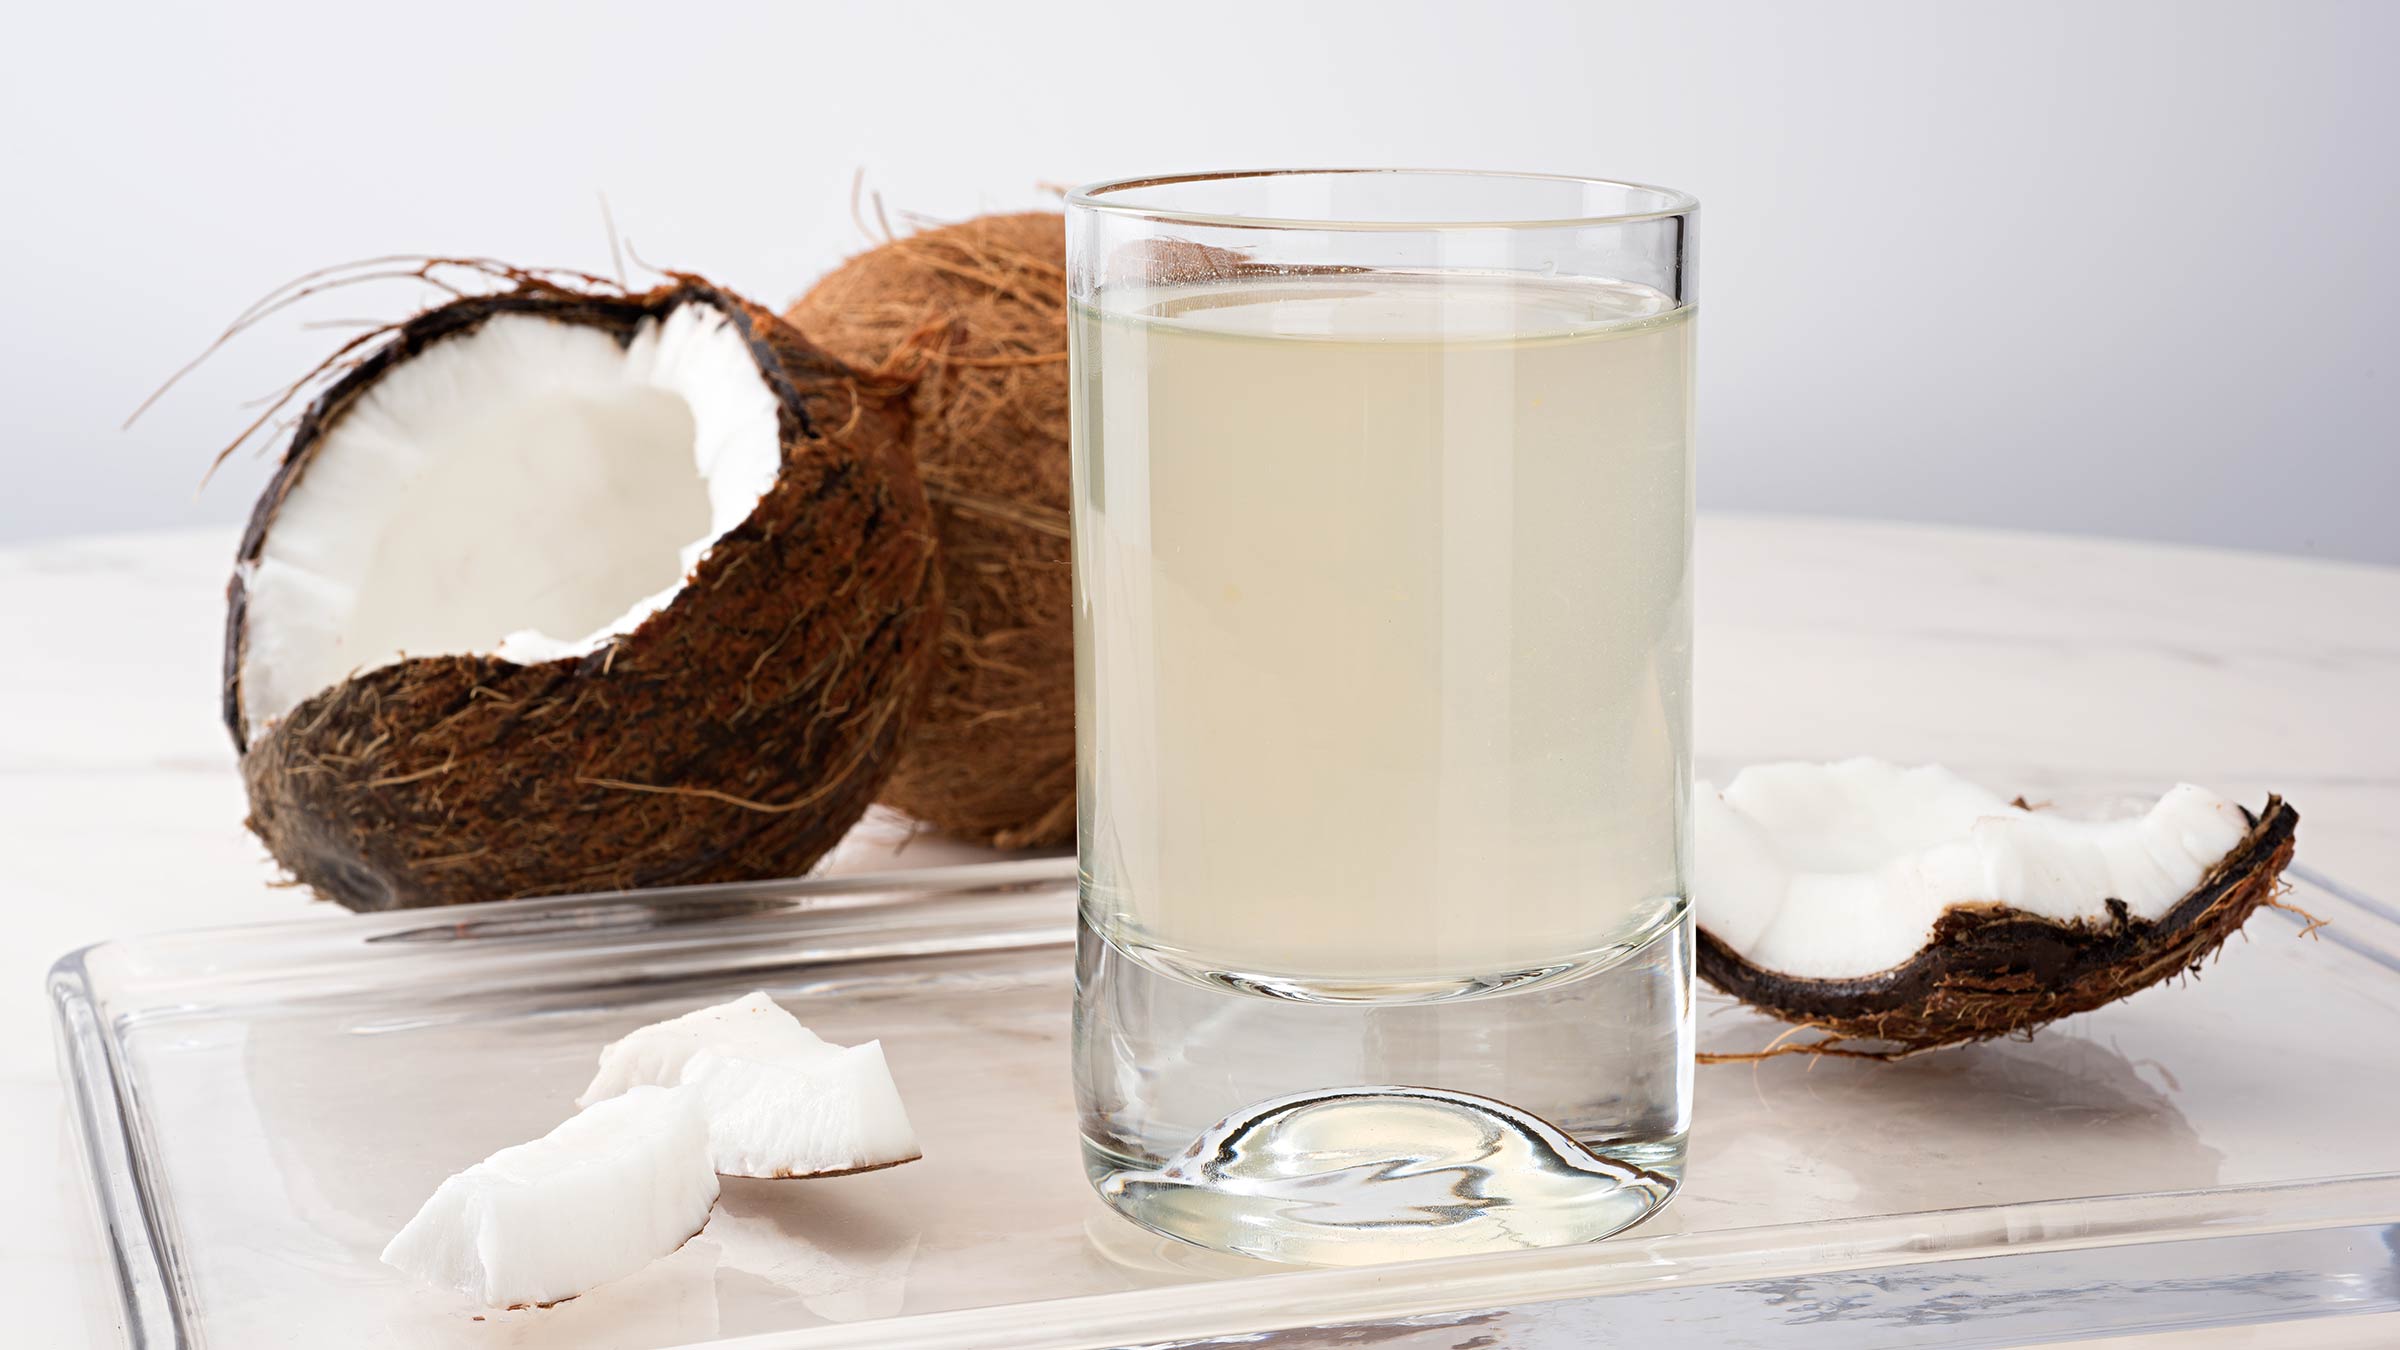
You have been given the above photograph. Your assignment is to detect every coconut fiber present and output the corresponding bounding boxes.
[787,213,1075,849]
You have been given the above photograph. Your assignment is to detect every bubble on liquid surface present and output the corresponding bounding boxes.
[1097,1085,1676,1266]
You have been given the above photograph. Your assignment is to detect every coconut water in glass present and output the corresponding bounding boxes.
[1068,171,1696,1264]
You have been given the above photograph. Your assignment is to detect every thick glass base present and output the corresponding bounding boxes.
[1075,902,1693,1265]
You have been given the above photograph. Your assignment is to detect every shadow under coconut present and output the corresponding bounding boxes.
[1673,1002,2222,1235]
[696,1177,924,1330]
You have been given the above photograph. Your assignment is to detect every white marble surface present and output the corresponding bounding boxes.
[4,516,2396,1346]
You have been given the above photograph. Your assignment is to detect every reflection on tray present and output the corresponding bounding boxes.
[51,858,2400,1348]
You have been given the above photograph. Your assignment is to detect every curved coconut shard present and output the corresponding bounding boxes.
[680,1042,923,1180]
[577,990,836,1109]
[228,278,942,911]
[1695,763,2300,1052]
[579,992,922,1178]
[381,1085,719,1309]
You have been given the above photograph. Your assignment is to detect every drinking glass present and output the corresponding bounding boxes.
[1067,170,1697,1264]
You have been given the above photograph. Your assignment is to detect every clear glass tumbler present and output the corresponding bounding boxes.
[1068,170,1696,1264]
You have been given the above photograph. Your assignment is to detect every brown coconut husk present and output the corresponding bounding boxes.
[228,276,943,910]
[786,213,1076,849]
[1697,797,2300,1053]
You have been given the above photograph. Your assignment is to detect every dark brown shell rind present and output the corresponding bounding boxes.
[1695,797,2299,1050]
[737,1152,922,1181]
[230,281,942,911]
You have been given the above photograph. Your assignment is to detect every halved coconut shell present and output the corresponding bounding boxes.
[230,280,941,911]
[1697,797,2299,1050]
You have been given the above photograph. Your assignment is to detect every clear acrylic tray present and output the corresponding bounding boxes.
[50,843,2400,1348]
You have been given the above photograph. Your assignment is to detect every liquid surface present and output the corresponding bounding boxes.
[1071,272,1695,986]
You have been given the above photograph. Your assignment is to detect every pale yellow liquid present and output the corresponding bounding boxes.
[1072,272,1693,988]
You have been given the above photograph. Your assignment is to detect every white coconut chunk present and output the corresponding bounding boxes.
[238,305,782,731]
[578,991,838,1108]
[680,1043,923,1179]
[380,1084,719,1308]
[1697,759,2252,980]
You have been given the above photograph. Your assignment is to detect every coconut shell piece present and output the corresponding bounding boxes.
[1697,797,2299,1051]
[786,213,1075,850]
[230,280,941,911]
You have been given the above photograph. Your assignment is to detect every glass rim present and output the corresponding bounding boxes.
[1066,168,1699,233]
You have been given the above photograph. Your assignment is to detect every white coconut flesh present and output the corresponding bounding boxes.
[1696,759,2253,981]
[380,1084,719,1308]
[578,990,836,1108]
[581,991,921,1179]
[681,1043,923,1179]
[237,306,781,733]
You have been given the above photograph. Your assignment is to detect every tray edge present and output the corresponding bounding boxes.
[50,946,177,1350]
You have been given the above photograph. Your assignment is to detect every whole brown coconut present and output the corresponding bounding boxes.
[786,213,1075,849]
[229,278,942,911]
[1698,798,2299,1052]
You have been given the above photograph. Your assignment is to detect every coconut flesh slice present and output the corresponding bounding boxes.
[1695,759,2298,1050]
[226,282,942,912]
[577,990,836,1109]
[679,1043,923,1179]
[380,1084,719,1309]
[582,992,922,1179]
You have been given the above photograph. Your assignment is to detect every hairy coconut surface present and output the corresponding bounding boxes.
[786,213,1075,849]
[231,279,941,911]
[1697,797,2299,1051]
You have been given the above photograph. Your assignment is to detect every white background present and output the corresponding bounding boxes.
[4,0,2394,561]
